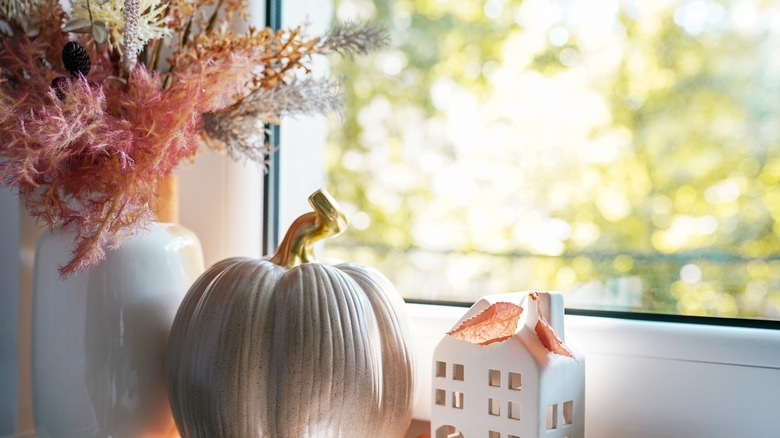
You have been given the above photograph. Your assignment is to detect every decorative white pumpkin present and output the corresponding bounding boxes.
[166,189,415,438]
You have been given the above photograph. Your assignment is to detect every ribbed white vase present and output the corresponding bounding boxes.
[31,222,204,438]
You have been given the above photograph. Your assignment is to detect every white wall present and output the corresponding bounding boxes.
[0,187,20,435]
[178,149,264,268]
[278,0,333,231]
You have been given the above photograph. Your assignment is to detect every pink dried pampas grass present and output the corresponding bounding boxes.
[1,0,385,276]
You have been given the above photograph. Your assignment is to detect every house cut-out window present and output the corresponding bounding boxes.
[435,389,446,406]
[435,425,464,438]
[453,363,465,381]
[489,369,501,387]
[563,400,574,425]
[509,372,522,390]
[508,435,520,438]
[508,401,521,420]
[436,361,447,378]
[453,391,464,409]
[546,404,558,430]
[488,398,501,416]
[488,431,500,438]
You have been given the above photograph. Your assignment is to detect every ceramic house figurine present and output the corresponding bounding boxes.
[431,292,584,438]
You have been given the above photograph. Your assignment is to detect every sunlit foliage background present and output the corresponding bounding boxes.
[325,0,780,319]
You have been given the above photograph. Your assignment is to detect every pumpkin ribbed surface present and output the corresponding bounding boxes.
[166,257,415,437]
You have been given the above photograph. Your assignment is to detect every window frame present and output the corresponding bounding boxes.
[408,298,780,329]
[270,0,780,330]
[270,0,780,434]
[262,0,282,256]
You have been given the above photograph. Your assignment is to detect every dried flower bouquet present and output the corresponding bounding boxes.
[0,0,384,276]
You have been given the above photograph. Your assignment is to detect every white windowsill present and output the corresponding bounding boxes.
[6,304,779,438]
[407,302,780,437]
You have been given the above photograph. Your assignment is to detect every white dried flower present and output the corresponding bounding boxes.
[0,0,33,20]
[69,0,169,55]
[0,0,43,36]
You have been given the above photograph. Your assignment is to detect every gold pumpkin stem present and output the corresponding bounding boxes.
[269,189,348,269]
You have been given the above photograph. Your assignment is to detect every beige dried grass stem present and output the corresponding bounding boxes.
[122,0,140,71]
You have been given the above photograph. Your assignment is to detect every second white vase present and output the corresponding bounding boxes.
[32,222,204,438]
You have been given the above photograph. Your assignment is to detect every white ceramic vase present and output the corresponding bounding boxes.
[32,222,204,438]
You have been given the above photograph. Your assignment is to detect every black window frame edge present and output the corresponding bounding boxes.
[262,0,282,256]
[261,0,779,332]
[406,299,780,330]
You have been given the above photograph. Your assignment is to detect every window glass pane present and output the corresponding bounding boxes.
[326,0,780,320]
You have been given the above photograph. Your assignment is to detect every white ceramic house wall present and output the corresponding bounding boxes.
[431,292,585,438]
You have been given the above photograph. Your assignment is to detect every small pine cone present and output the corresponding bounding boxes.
[51,76,67,100]
[62,41,91,77]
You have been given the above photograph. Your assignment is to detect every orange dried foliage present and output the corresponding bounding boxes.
[447,302,524,345]
[530,292,576,360]
[168,26,322,95]
[446,293,576,359]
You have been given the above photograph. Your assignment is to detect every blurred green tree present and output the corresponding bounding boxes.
[325,0,780,319]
